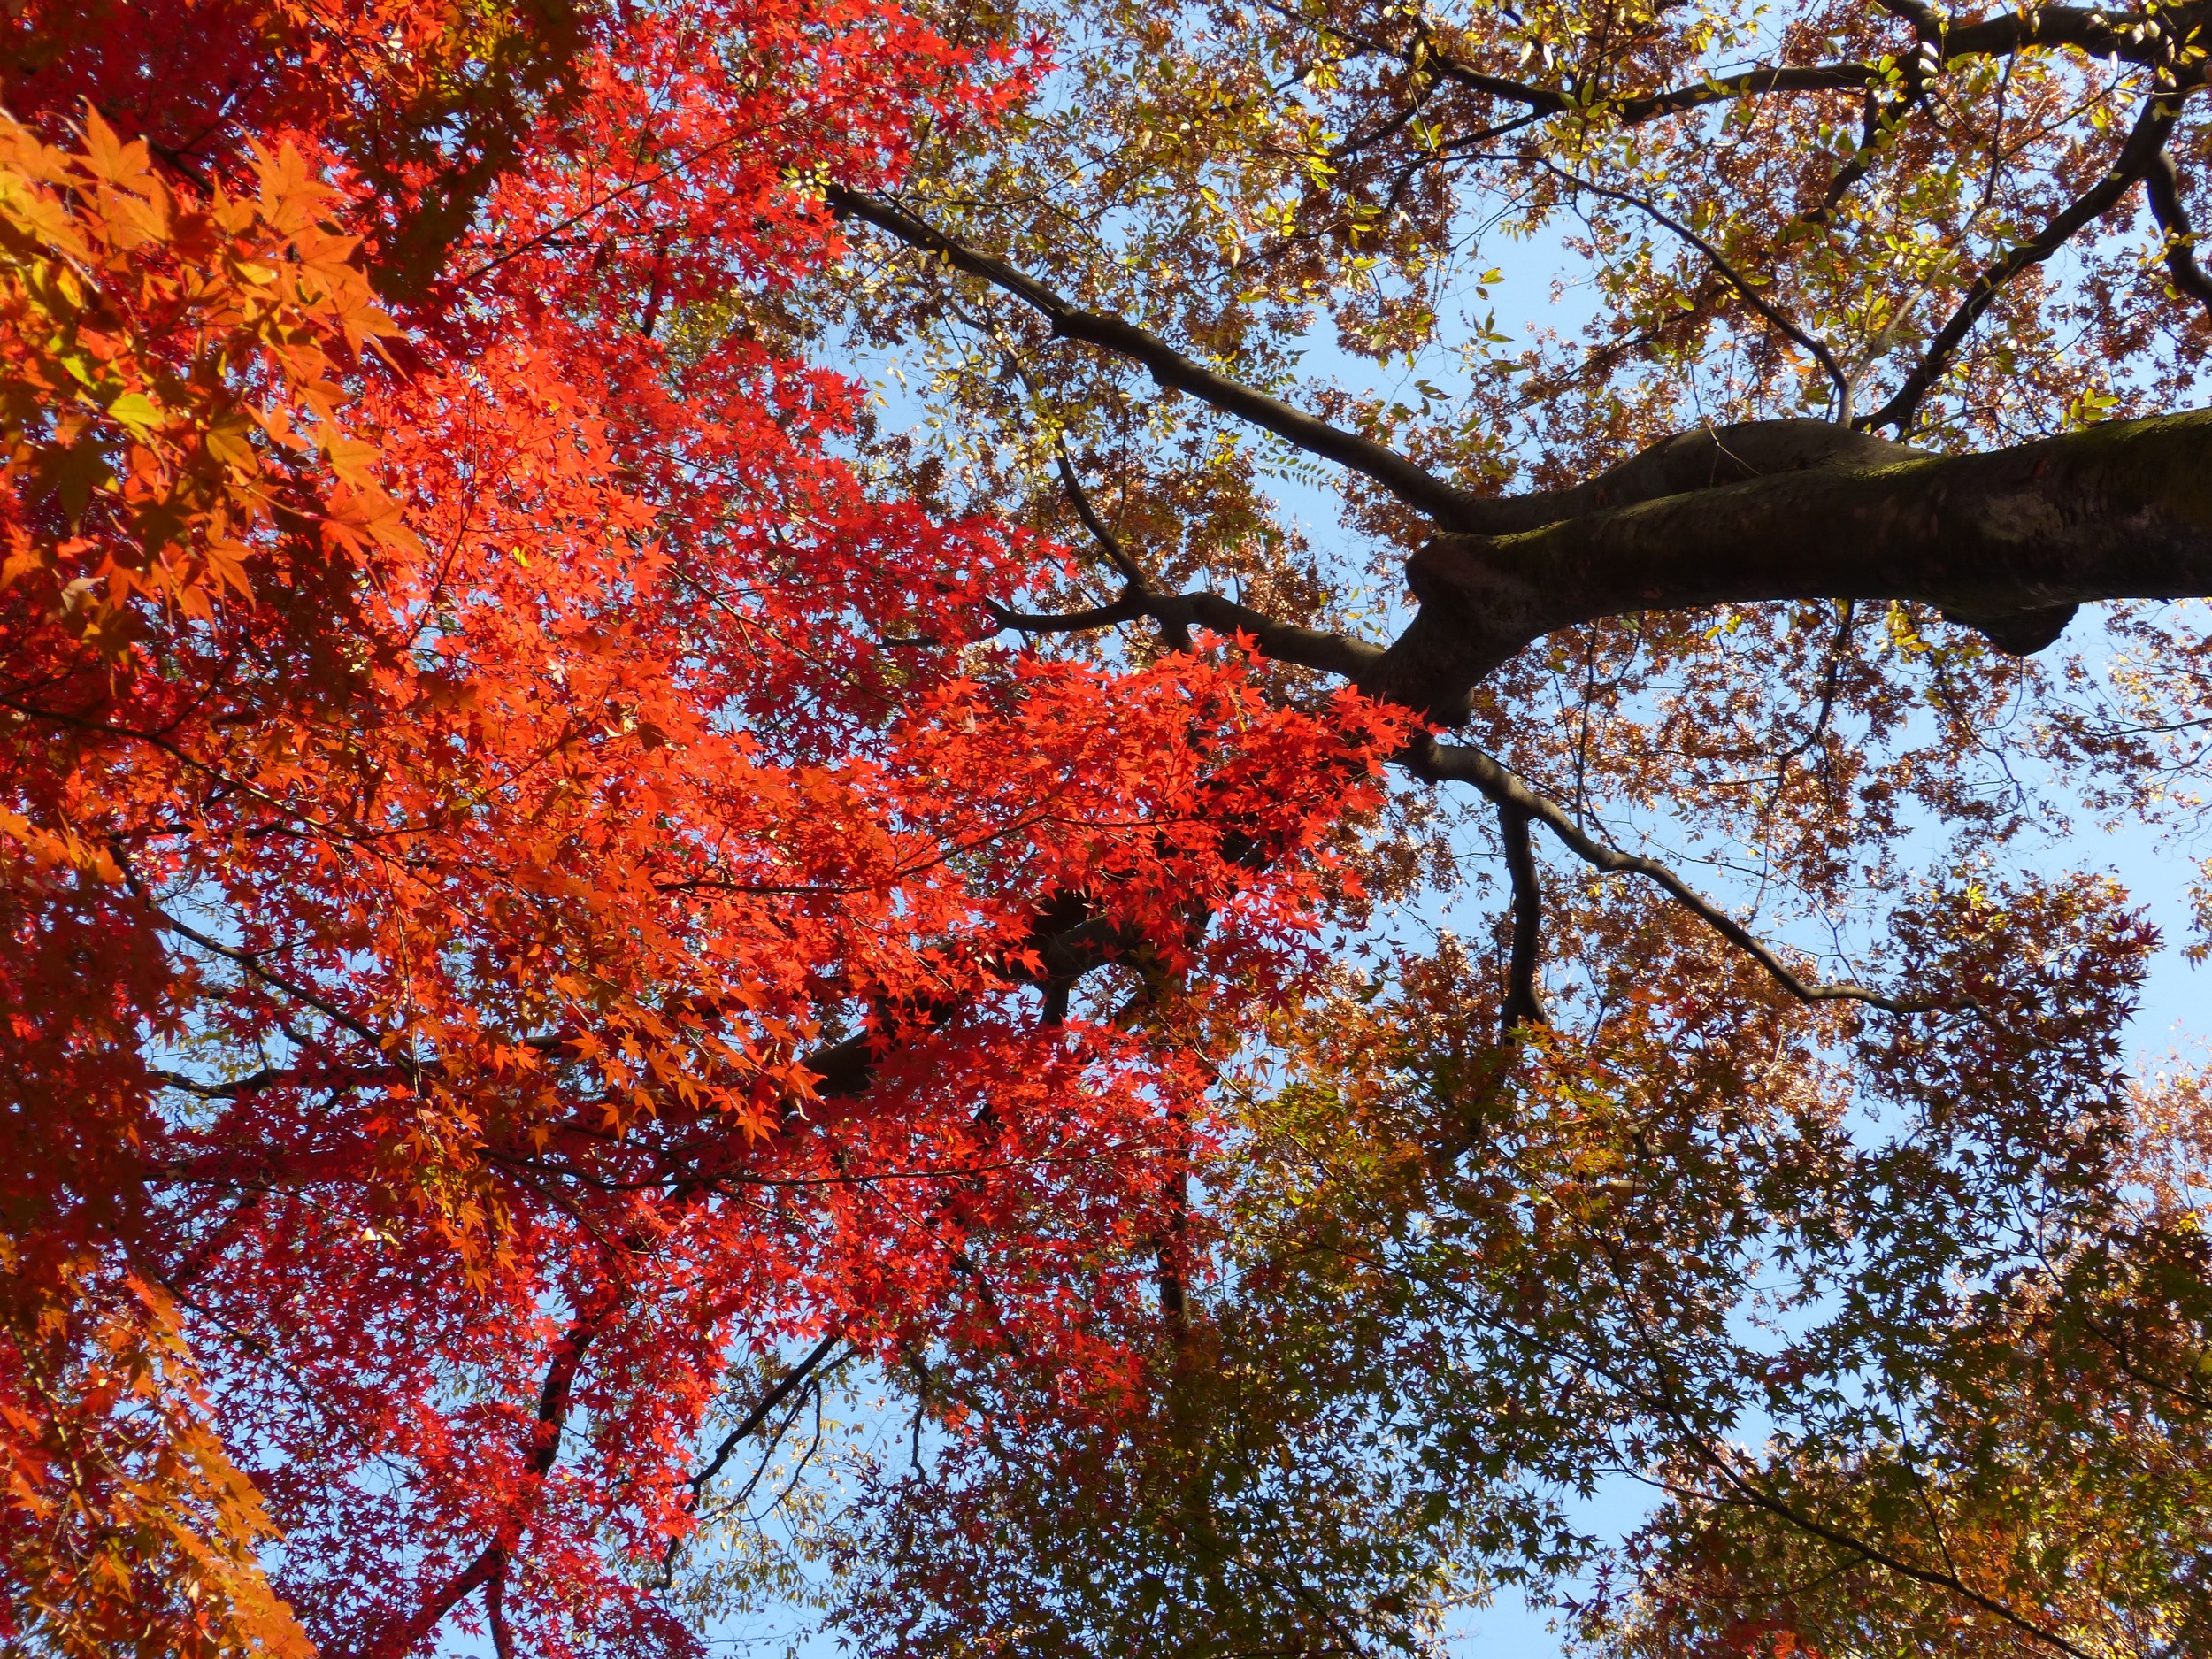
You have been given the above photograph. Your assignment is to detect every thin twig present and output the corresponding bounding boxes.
[1524,157,1854,415]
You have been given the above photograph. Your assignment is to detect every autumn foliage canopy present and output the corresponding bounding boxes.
[0,3,1401,1651]
[8,1,2212,1656]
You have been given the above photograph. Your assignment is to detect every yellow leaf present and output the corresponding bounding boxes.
[78,105,152,189]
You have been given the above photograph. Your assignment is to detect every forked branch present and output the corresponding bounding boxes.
[1408,738,1924,1013]
[1864,93,2187,433]
[357,1309,606,1659]
[686,1332,848,1498]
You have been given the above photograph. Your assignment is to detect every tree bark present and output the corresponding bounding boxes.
[1368,410,2212,718]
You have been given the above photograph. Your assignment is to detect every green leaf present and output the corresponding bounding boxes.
[105,391,162,438]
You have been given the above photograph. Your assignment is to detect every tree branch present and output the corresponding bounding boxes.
[485,1569,515,1659]
[822,186,1486,526]
[2147,143,2212,319]
[992,584,1386,679]
[135,892,385,1050]
[686,1332,847,1498]
[1688,1446,2099,1659]
[1277,2,1880,125]
[980,329,1154,591]
[1875,0,2185,73]
[1450,419,1921,535]
[1524,158,1854,414]
[1309,0,2184,134]
[1497,803,1547,1033]
[1371,409,2212,716]
[1405,737,1923,1013]
[357,1309,603,1659]
[1422,47,1886,127]
[1864,92,2187,433]
[987,593,1149,634]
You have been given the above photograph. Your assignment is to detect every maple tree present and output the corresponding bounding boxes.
[1,3,1396,1653]
[8,0,2212,1656]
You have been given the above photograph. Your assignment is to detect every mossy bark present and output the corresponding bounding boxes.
[1365,411,2212,719]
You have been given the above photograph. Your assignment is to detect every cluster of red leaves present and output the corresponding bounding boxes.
[0,4,1409,1655]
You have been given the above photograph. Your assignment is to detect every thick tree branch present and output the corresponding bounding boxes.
[1372,409,2212,717]
[987,592,1149,634]
[1285,4,1878,125]
[1425,50,1890,133]
[1448,419,1921,534]
[1876,0,2193,73]
[1318,0,2192,134]
[822,186,1486,526]
[485,1571,515,1659]
[970,401,2212,1017]
[716,165,2212,1075]
[1049,445,1150,591]
[1609,64,1884,124]
[823,173,2212,666]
